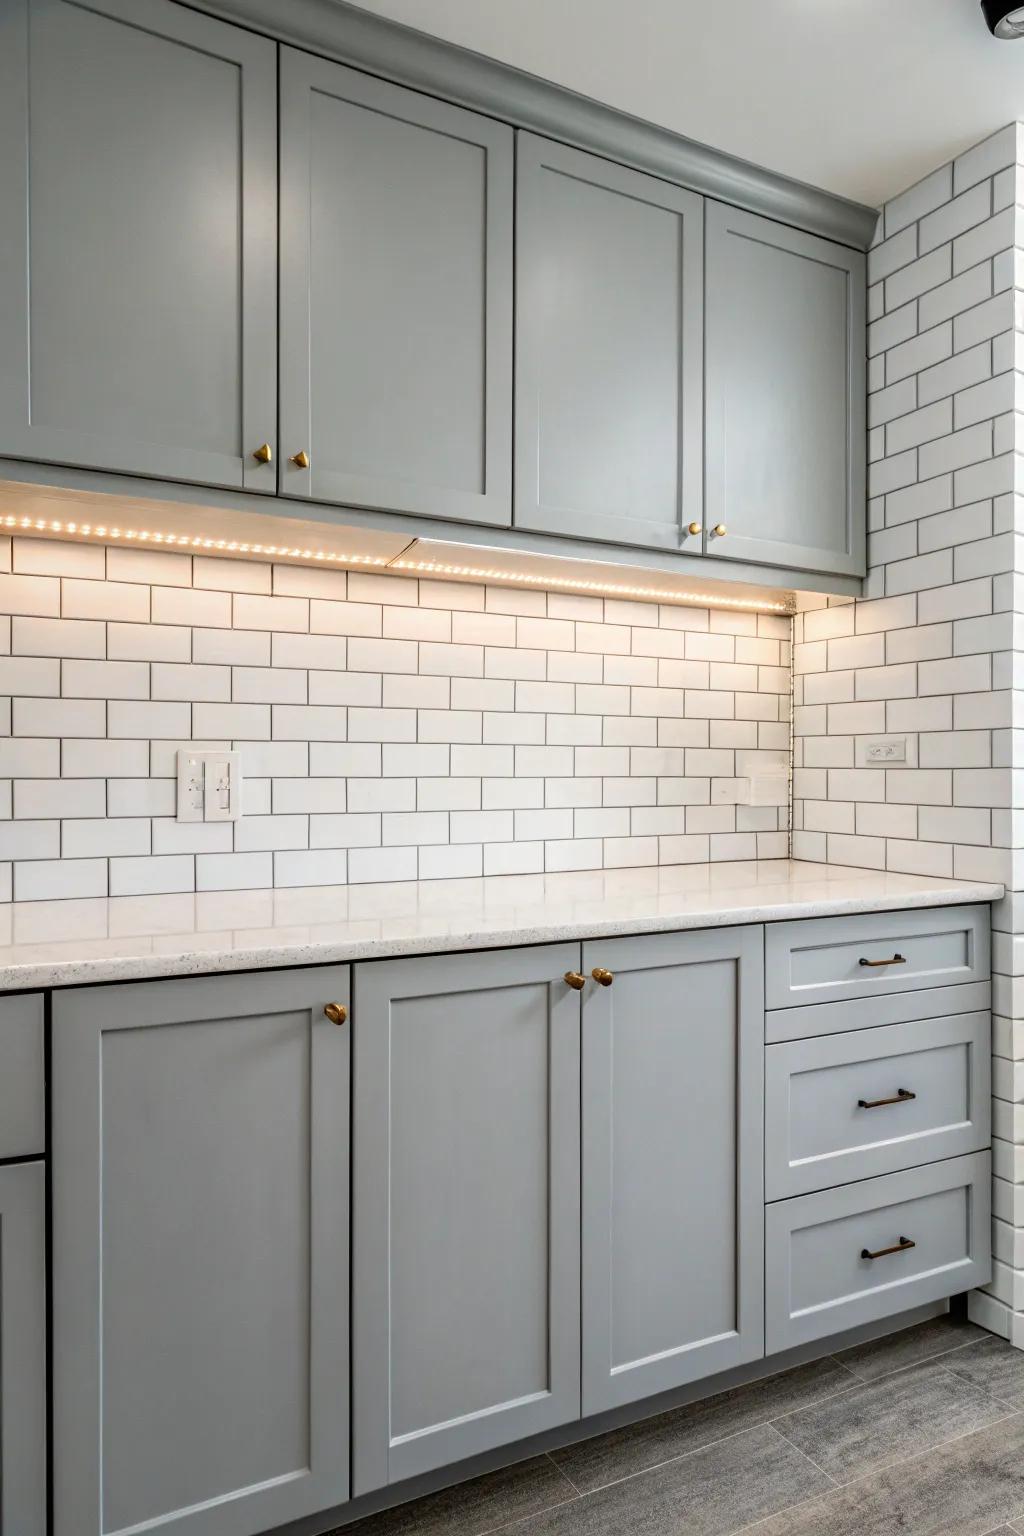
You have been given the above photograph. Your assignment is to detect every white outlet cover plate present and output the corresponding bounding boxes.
[858,735,915,768]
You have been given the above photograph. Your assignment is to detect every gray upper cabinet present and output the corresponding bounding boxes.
[0,1162,46,1536]
[279,49,513,523]
[352,944,581,1493]
[0,0,277,493]
[515,132,704,552]
[705,202,866,577]
[580,926,764,1415]
[51,967,351,1536]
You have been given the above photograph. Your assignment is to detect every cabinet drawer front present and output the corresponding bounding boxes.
[765,906,989,1009]
[765,1012,990,1199]
[0,994,44,1160]
[765,1153,991,1354]
[766,980,991,1042]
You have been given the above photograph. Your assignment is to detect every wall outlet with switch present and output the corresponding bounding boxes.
[176,749,242,823]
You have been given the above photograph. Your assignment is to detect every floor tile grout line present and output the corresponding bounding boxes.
[930,1356,1023,1414]
[725,1406,1024,1536]
[762,1419,842,1488]
[543,1451,583,1498]
[835,1331,993,1386]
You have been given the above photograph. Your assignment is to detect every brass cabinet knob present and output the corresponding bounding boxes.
[687,522,702,536]
[323,1002,347,1025]
[252,442,273,464]
[591,967,614,987]
[290,450,310,469]
[713,524,727,537]
[564,971,586,991]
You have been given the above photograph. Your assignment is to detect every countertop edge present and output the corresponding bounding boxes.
[0,880,1004,993]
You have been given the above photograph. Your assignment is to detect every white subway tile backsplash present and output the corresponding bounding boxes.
[0,535,791,898]
[12,616,104,658]
[17,857,106,900]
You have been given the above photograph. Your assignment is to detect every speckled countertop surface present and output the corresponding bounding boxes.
[0,859,1003,993]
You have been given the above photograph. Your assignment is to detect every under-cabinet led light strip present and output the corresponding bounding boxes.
[0,514,792,614]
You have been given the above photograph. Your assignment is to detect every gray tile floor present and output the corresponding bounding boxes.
[342,1316,1024,1536]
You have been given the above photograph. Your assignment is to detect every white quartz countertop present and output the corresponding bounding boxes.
[0,860,1003,993]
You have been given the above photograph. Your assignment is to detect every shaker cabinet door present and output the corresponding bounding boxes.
[515,132,704,552]
[52,967,351,1536]
[352,944,581,1493]
[279,48,513,524]
[0,1162,46,1536]
[581,925,765,1415]
[0,0,277,492]
[705,202,866,577]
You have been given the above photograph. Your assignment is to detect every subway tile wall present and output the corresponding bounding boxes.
[0,535,791,900]
[791,122,1024,1348]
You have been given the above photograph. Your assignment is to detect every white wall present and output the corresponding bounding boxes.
[792,122,1024,1344]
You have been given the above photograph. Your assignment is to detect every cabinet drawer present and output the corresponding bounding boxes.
[765,1152,991,1353]
[765,906,989,1010]
[765,1012,990,1199]
[0,994,44,1159]
[766,980,991,1043]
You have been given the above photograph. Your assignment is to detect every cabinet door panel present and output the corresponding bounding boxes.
[0,0,277,492]
[52,968,350,1536]
[515,133,703,551]
[352,944,580,1492]
[581,926,764,1414]
[280,49,513,523]
[0,1162,46,1536]
[705,202,865,577]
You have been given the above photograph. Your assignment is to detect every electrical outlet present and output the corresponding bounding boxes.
[863,736,908,765]
[176,749,242,823]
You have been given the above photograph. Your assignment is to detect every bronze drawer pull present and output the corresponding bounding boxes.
[861,1235,916,1261]
[564,971,586,991]
[858,1087,916,1110]
[859,953,907,967]
[323,1003,347,1025]
[591,967,614,987]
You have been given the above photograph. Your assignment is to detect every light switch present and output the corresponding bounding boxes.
[205,755,240,822]
[176,748,242,823]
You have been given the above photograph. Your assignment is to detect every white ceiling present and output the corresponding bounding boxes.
[345,0,1024,209]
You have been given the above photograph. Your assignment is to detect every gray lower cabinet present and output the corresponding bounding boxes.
[0,0,277,492]
[581,926,765,1414]
[515,132,704,552]
[279,48,513,524]
[352,944,581,1493]
[51,967,351,1536]
[705,201,866,577]
[0,1161,46,1536]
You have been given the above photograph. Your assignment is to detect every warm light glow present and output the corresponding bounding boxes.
[389,558,791,613]
[0,514,792,614]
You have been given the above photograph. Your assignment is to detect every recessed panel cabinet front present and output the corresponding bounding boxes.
[52,968,351,1536]
[515,133,704,551]
[0,0,277,491]
[705,202,866,577]
[0,1162,46,1536]
[279,49,513,523]
[352,945,581,1492]
[581,926,765,1415]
